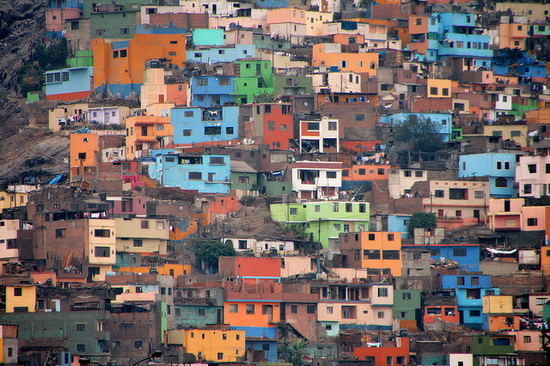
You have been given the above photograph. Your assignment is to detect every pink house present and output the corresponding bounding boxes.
[109,196,148,216]
[516,155,550,198]
[504,330,542,352]
[488,198,547,231]
[521,206,547,231]
[46,8,80,33]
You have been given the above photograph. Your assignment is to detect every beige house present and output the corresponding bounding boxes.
[114,218,169,256]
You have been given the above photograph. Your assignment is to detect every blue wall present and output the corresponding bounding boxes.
[459,153,517,198]
[384,113,452,142]
[388,215,411,239]
[186,45,256,64]
[172,106,239,145]
[192,28,224,46]
[44,67,93,97]
[191,76,236,107]
[429,245,480,271]
[246,340,278,362]
[149,152,231,194]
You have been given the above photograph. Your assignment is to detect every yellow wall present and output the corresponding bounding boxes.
[184,329,246,362]
[483,295,514,314]
[6,285,36,313]
[483,125,528,147]
[118,263,191,277]
[427,79,452,98]
[0,191,29,209]
[312,44,379,76]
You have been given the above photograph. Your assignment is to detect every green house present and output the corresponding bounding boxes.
[273,75,313,96]
[393,289,422,324]
[259,174,292,196]
[511,97,538,119]
[230,161,259,192]
[233,59,274,104]
[469,334,516,363]
[270,201,370,248]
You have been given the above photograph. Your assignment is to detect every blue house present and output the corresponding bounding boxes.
[186,44,256,64]
[255,0,288,8]
[388,214,411,239]
[414,12,492,66]
[171,106,239,145]
[383,113,452,142]
[191,76,236,107]
[148,151,231,194]
[441,275,499,330]
[459,153,517,198]
[192,28,225,46]
[428,243,480,272]
[44,67,93,101]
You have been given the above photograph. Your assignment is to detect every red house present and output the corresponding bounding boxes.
[354,337,410,366]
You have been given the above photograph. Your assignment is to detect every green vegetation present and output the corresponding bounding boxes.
[409,212,437,233]
[394,115,444,152]
[196,240,236,268]
[19,37,69,95]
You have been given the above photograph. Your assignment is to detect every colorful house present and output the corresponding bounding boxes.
[44,67,93,101]
[312,43,379,76]
[339,231,403,276]
[290,161,343,200]
[299,117,339,154]
[393,289,421,331]
[171,106,239,146]
[270,201,370,249]
[232,59,274,104]
[179,328,245,362]
[125,116,174,160]
[516,154,550,198]
[353,337,410,366]
[459,153,518,198]
[148,152,231,194]
[249,102,293,150]
[5,284,36,313]
[92,30,186,97]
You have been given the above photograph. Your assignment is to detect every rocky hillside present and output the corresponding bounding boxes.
[0,0,70,184]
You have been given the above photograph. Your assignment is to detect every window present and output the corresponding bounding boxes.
[229,304,238,313]
[377,311,385,319]
[327,171,337,179]
[471,277,479,286]
[307,122,319,131]
[383,250,399,260]
[378,287,388,297]
[333,224,341,231]
[77,324,85,331]
[527,218,538,226]
[495,177,508,188]
[524,184,532,194]
[332,203,339,212]
[120,27,129,35]
[524,336,532,343]
[135,340,143,349]
[359,204,366,213]
[354,113,365,121]
[13,288,22,296]
[291,305,298,313]
[474,191,484,199]
[198,308,205,316]
[430,87,438,95]
[184,111,194,117]
[189,172,202,180]
[141,220,149,229]
[442,88,449,96]
[268,121,275,131]
[434,190,444,198]
[528,164,537,173]
[120,49,127,58]
[364,249,380,259]
[307,305,316,314]
[183,129,192,136]
[246,304,255,314]
[197,78,208,86]
[415,171,423,177]
[205,126,221,135]
[470,310,481,317]
[289,208,298,215]
[209,157,225,165]
[55,228,66,238]
[326,306,333,314]
[453,248,467,257]
[77,344,86,352]
[536,297,548,305]
[449,188,467,200]
[402,292,412,300]
[455,210,462,217]
[328,121,337,130]
[95,246,110,257]
[133,239,142,247]
[396,356,405,365]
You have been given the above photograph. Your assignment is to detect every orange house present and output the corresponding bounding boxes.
[486,315,520,332]
[424,306,460,326]
[342,164,391,181]
[125,116,174,160]
[219,257,281,283]
[339,231,402,276]
[312,43,379,76]
[333,34,366,45]
[354,337,410,366]
[70,132,100,181]
[223,282,282,329]
[92,32,186,90]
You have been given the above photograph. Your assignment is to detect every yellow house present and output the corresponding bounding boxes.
[172,328,246,362]
[483,124,529,148]
[117,263,191,277]
[0,325,18,364]
[87,219,117,281]
[6,285,36,313]
[114,218,169,256]
[483,295,513,314]
[427,79,452,98]
[0,185,38,210]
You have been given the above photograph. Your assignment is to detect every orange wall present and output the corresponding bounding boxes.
[92,33,186,88]
[343,164,391,181]
[358,231,402,276]
[424,306,460,324]
[312,44,379,76]
[224,301,281,328]
[487,315,520,332]
[70,133,99,171]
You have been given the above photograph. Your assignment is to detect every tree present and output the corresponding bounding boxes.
[394,115,445,152]
[409,212,437,233]
[253,91,278,103]
[196,240,236,270]
[285,338,310,365]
